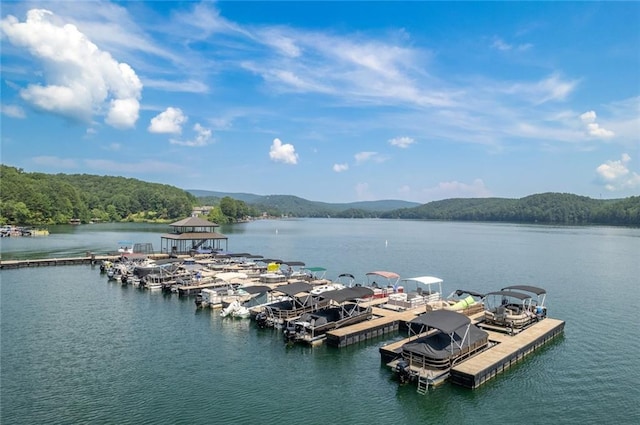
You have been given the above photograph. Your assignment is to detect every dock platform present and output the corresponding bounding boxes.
[325,306,423,348]
[380,316,564,390]
[0,253,172,269]
[449,317,564,388]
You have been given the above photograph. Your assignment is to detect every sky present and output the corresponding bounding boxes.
[1,1,639,204]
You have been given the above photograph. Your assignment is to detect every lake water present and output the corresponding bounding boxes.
[1,219,639,424]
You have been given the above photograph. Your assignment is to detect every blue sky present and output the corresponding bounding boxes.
[1,1,639,203]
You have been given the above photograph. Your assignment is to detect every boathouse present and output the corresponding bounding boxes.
[160,216,228,255]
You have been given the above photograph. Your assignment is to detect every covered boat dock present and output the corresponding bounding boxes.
[160,216,228,255]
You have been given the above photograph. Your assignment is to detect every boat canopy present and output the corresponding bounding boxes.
[228,252,253,258]
[402,276,443,286]
[283,261,306,267]
[450,289,485,298]
[366,271,400,280]
[306,267,326,273]
[319,287,374,304]
[485,290,532,300]
[338,273,355,280]
[501,285,546,295]
[409,310,471,335]
[239,285,272,294]
[259,258,282,264]
[274,281,314,297]
[215,272,248,282]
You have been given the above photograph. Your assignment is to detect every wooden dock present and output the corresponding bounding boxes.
[325,305,423,348]
[379,315,564,390]
[0,253,173,269]
[449,317,565,388]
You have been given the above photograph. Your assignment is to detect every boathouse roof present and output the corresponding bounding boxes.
[161,232,228,240]
[170,216,219,227]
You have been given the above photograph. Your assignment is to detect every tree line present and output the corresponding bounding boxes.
[0,165,196,225]
[379,193,640,226]
[2,165,637,226]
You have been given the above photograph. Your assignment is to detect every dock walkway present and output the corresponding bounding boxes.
[450,317,565,388]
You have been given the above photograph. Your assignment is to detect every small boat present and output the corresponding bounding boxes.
[391,310,490,387]
[481,285,547,333]
[254,281,329,329]
[283,287,374,344]
[365,270,401,299]
[442,289,485,315]
[220,300,250,318]
[385,276,443,311]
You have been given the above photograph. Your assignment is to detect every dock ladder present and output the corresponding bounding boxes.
[417,369,430,395]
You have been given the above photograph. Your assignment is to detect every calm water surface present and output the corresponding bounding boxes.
[1,219,639,424]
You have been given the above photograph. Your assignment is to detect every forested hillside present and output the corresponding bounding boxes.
[0,165,196,225]
[2,165,637,226]
[189,190,420,214]
[381,193,640,225]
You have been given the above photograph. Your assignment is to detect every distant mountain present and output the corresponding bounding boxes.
[186,190,420,214]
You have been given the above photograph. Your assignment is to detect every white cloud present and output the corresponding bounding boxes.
[333,163,349,172]
[32,155,77,168]
[580,110,615,139]
[0,9,142,128]
[491,36,532,52]
[354,152,381,164]
[149,107,188,134]
[83,158,185,174]
[1,104,25,118]
[421,178,491,201]
[269,138,298,164]
[596,154,640,191]
[169,123,212,147]
[389,136,415,148]
[355,182,372,200]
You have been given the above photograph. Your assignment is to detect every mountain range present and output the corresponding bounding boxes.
[187,189,420,214]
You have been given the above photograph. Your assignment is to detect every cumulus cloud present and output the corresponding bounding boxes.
[421,178,491,201]
[355,182,372,200]
[32,155,77,168]
[269,138,298,164]
[355,151,382,164]
[491,36,532,52]
[149,107,188,134]
[0,9,142,128]
[333,163,349,172]
[1,104,26,118]
[389,136,415,148]
[596,154,640,191]
[580,110,615,139]
[169,123,212,147]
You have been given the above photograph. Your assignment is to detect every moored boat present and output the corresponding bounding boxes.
[283,286,374,345]
[391,310,490,387]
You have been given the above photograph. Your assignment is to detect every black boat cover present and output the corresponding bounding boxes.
[274,281,314,297]
[409,310,471,335]
[319,287,374,303]
[283,261,306,267]
[501,285,546,295]
[402,325,488,360]
[239,285,272,294]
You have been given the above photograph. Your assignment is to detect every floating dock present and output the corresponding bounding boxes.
[0,253,173,269]
[326,306,420,347]
[449,317,564,388]
[380,315,565,390]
